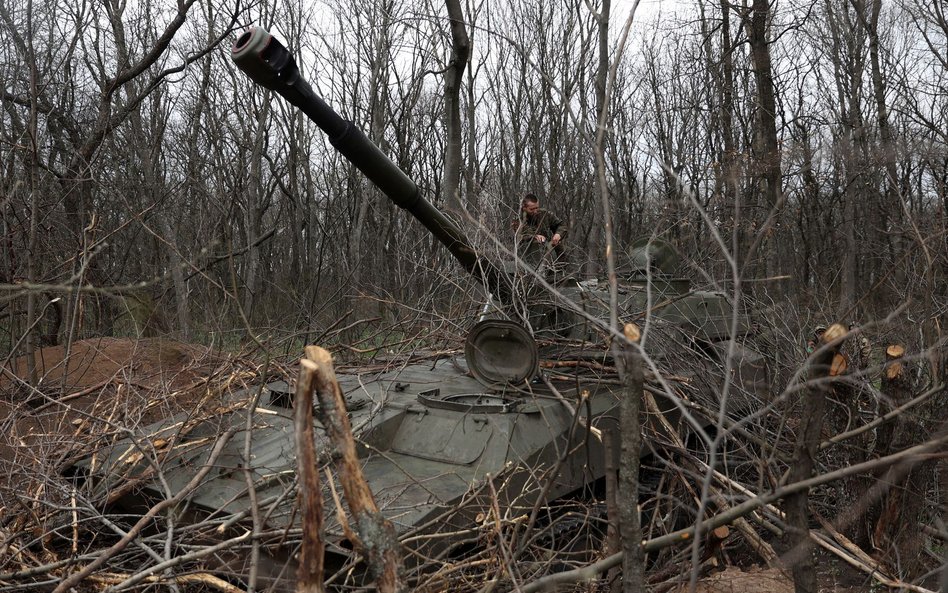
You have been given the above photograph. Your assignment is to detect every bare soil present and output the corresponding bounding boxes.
[0,337,244,512]
[672,566,794,593]
[2,336,223,394]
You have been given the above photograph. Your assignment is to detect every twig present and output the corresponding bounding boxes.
[519,432,948,593]
[821,383,945,450]
[810,520,935,593]
[100,531,252,592]
[90,569,247,593]
[31,379,111,412]
[51,428,237,593]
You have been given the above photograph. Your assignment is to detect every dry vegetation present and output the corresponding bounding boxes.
[1,0,946,591]
[0,324,942,592]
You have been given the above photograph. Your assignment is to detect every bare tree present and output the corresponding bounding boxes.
[442,0,471,212]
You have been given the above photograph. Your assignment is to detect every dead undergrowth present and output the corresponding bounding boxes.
[0,337,936,593]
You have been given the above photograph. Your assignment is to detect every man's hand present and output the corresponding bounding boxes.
[534,234,546,243]
[551,233,561,246]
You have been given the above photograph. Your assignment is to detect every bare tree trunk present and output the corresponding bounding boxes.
[591,5,645,585]
[602,428,621,590]
[349,0,394,289]
[862,0,909,299]
[824,0,868,318]
[783,323,847,593]
[158,215,190,339]
[871,345,933,579]
[616,325,644,593]
[865,0,898,200]
[717,1,741,262]
[718,1,738,202]
[24,0,40,383]
[442,0,470,212]
[175,8,219,339]
[587,0,611,279]
[794,121,819,295]
[746,0,783,282]
[242,99,271,321]
[464,38,480,200]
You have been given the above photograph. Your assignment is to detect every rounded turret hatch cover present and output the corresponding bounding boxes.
[465,320,539,387]
[628,237,680,274]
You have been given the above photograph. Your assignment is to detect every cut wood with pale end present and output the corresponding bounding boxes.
[886,344,905,358]
[884,344,905,380]
[295,357,325,593]
[303,345,404,593]
[830,353,848,376]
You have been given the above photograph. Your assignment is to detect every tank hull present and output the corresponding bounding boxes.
[78,354,676,589]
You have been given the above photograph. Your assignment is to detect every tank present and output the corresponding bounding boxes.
[70,27,769,591]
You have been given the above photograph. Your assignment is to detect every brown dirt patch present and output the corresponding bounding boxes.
[0,337,255,513]
[672,567,794,593]
[2,336,220,393]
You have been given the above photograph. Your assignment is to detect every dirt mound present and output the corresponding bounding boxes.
[673,567,793,593]
[0,338,254,513]
[2,337,220,394]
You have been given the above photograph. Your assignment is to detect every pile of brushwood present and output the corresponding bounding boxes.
[0,322,943,593]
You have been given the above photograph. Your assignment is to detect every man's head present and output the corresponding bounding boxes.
[521,193,540,217]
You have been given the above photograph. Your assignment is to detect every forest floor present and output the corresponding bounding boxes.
[0,338,871,592]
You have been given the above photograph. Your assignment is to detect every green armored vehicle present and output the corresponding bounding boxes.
[73,27,768,591]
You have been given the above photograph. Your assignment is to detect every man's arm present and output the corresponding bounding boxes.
[548,211,567,246]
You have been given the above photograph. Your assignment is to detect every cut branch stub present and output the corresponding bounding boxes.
[303,345,404,593]
[623,322,641,343]
[884,344,905,381]
[821,323,848,344]
[295,357,325,593]
[830,353,849,377]
[886,344,906,359]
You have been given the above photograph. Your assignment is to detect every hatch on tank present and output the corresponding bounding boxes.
[417,389,521,413]
[464,319,539,388]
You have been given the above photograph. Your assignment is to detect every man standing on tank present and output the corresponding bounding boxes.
[516,193,569,281]
[517,193,567,250]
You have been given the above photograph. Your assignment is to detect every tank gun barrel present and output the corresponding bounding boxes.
[231,27,494,287]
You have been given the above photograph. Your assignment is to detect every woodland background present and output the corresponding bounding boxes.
[1,0,944,352]
[0,0,946,590]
